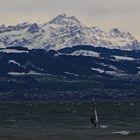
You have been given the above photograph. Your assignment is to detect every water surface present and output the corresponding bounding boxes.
[0,101,139,140]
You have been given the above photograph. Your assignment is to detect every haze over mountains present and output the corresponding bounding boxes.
[0,14,140,51]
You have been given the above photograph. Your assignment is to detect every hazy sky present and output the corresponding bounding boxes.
[0,0,140,40]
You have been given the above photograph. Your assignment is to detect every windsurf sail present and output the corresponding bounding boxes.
[95,108,99,123]
[90,97,99,128]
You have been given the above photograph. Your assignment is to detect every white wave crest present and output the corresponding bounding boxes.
[112,130,130,135]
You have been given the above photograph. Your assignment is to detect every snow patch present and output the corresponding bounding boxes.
[0,49,29,54]
[9,60,20,66]
[8,72,26,76]
[91,68,118,75]
[106,71,117,75]
[58,50,100,57]
[69,50,100,57]
[8,71,45,76]
[28,70,44,75]
[64,71,79,77]
[112,55,135,61]
[91,68,104,73]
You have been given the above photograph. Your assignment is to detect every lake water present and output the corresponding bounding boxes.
[0,101,139,140]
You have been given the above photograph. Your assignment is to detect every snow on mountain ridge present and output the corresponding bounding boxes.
[0,14,139,50]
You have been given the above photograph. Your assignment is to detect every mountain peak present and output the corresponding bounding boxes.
[90,26,103,33]
[109,28,133,39]
[0,14,139,50]
[57,14,67,18]
[110,28,121,33]
[48,14,81,25]
[28,23,39,33]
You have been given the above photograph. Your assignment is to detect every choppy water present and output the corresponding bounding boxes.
[0,101,140,140]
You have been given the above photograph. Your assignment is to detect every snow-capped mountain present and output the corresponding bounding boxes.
[0,14,139,50]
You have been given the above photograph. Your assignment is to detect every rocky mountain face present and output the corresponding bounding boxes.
[0,14,139,51]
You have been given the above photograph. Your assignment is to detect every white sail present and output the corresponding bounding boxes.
[95,108,99,123]
[90,97,99,128]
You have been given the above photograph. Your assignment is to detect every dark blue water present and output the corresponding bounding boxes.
[0,101,140,140]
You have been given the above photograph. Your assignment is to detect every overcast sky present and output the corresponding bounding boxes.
[0,0,140,40]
